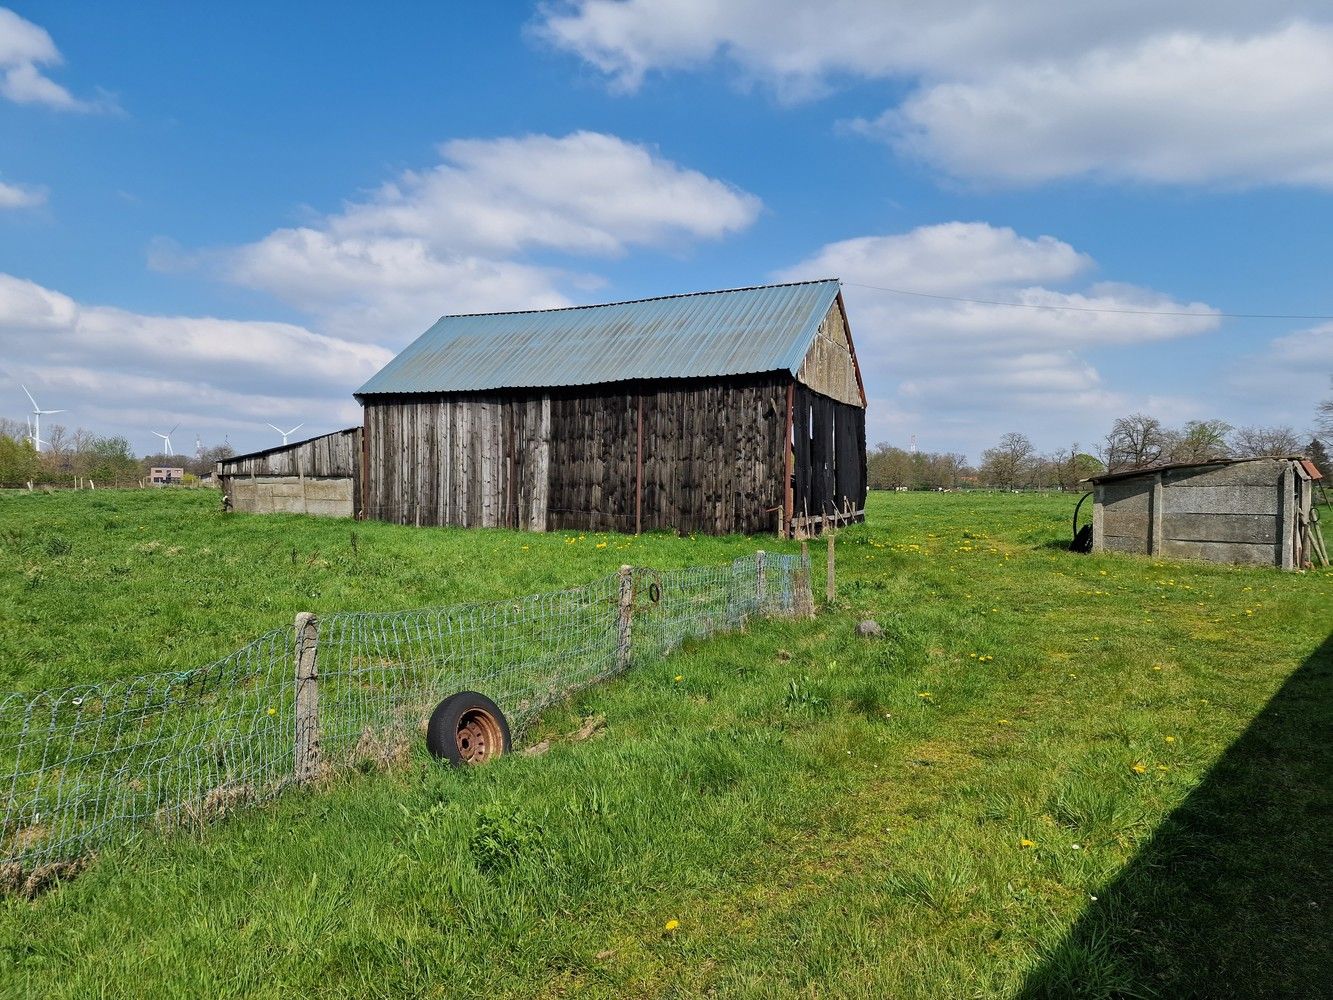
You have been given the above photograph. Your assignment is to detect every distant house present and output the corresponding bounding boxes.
[149,467,185,486]
[220,280,868,535]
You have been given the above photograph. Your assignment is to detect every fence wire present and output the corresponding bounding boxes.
[1,553,809,891]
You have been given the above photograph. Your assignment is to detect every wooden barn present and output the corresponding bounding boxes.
[1088,456,1322,570]
[217,427,362,517]
[220,279,867,536]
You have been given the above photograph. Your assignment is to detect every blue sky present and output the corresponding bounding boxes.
[2,2,1330,459]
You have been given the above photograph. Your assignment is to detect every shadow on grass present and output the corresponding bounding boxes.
[1019,632,1333,1000]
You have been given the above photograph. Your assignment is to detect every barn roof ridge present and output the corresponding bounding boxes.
[432,278,841,321]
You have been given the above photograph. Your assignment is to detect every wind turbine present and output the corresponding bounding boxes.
[268,422,304,446]
[152,424,179,457]
[24,415,47,451]
[21,385,64,453]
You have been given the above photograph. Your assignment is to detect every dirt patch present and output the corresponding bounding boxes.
[1,855,92,900]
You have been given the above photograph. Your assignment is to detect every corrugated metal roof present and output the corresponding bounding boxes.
[355,279,841,396]
[1084,455,1308,485]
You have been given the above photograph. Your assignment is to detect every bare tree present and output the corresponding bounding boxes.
[980,432,1036,488]
[1167,419,1232,464]
[1102,413,1168,471]
[1231,424,1302,458]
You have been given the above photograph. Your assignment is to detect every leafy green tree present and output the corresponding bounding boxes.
[0,432,41,483]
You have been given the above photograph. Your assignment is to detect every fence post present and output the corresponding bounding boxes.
[826,531,836,605]
[294,611,321,783]
[797,541,815,618]
[616,566,634,672]
[755,549,767,612]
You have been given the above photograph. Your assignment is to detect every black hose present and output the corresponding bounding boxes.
[1070,492,1094,553]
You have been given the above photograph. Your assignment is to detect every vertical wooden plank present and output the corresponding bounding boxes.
[782,380,794,535]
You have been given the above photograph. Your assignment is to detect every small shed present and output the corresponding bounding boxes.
[1087,456,1320,570]
[217,427,362,517]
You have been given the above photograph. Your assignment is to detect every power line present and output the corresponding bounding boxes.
[841,281,1333,321]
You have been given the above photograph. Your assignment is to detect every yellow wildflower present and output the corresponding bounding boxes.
[267,707,277,717]
[664,919,680,932]
[1131,762,1147,775]
[673,675,683,683]
[596,542,607,549]
[1164,735,1175,743]
[1020,838,1036,848]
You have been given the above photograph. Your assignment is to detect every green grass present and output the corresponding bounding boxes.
[0,488,1329,998]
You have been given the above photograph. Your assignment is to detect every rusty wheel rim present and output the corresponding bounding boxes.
[456,708,503,764]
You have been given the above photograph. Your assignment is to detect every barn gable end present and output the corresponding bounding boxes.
[796,297,864,408]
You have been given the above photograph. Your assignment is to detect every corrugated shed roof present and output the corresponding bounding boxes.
[1084,455,1309,485]
[355,279,841,396]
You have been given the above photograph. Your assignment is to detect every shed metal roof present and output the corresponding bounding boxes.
[1083,455,1310,485]
[355,279,842,396]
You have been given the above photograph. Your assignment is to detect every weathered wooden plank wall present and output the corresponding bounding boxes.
[791,384,867,523]
[362,374,798,535]
[217,427,362,514]
[363,393,549,528]
[547,375,789,534]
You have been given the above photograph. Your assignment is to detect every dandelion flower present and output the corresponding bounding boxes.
[664,919,680,932]
[1020,838,1036,848]
[267,707,277,717]
[1164,735,1176,743]
[1131,762,1147,775]
[674,675,683,683]
[596,542,607,549]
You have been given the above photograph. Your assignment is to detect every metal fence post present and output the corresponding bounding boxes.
[294,612,321,783]
[755,549,766,610]
[616,566,634,672]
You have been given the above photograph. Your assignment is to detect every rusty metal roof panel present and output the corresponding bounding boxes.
[355,279,841,396]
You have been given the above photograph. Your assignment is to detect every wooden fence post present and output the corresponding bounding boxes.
[826,531,836,605]
[616,566,634,672]
[797,541,815,618]
[294,612,321,783]
[755,549,766,609]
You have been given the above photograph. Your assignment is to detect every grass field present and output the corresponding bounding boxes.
[0,488,1329,998]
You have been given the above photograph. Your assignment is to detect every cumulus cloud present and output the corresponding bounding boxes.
[205,131,760,342]
[0,178,45,208]
[777,222,1221,453]
[0,272,390,452]
[539,2,1333,188]
[874,22,1333,187]
[0,7,106,111]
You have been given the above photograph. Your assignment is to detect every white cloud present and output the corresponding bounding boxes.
[777,222,1221,455]
[0,178,45,208]
[211,131,761,342]
[539,2,1333,188]
[877,22,1333,187]
[0,7,105,111]
[0,272,391,451]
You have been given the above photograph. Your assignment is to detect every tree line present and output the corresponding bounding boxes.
[871,409,1329,492]
[0,419,235,485]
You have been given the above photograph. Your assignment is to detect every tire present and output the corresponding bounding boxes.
[425,691,511,766]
